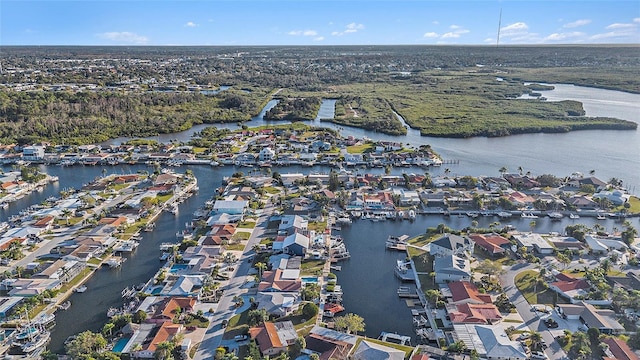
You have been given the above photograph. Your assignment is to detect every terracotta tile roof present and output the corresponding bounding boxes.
[449,303,503,324]
[258,269,302,292]
[555,273,577,282]
[551,279,590,292]
[250,322,285,354]
[146,321,181,352]
[469,234,510,254]
[448,281,492,304]
[602,337,639,360]
[159,297,196,320]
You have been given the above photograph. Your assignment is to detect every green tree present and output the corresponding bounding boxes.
[65,331,108,359]
[302,302,319,319]
[334,313,365,334]
[154,341,175,360]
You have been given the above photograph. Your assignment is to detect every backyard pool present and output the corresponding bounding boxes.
[113,337,131,353]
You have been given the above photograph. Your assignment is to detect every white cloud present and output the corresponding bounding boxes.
[432,21,439,25]
[501,22,529,34]
[449,24,461,30]
[437,26,469,40]
[563,19,591,28]
[314,36,324,41]
[441,32,460,39]
[185,21,198,28]
[423,32,439,38]
[634,18,640,23]
[288,29,319,37]
[606,23,635,29]
[544,32,585,42]
[332,23,365,36]
[97,31,149,44]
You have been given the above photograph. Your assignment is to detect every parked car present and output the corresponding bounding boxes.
[530,351,548,359]
[517,333,531,341]
[544,318,558,328]
[234,334,248,342]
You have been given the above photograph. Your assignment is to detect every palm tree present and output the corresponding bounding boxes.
[518,166,523,175]
[499,166,508,176]
[529,220,536,233]
[529,331,543,351]
[255,262,267,280]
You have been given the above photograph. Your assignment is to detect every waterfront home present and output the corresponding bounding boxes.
[133,321,183,358]
[206,212,242,226]
[433,255,471,284]
[431,177,457,188]
[593,189,629,206]
[446,281,493,305]
[212,200,248,215]
[149,297,197,324]
[0,296,23,319]
[452,324,528,359]
[22,145,45,161]
[468,234,510,258]
[504,191,535,208]
[182,245,223,273]
[7,278,61,296]
[557,302,625,334]
[153,173,179,186]
[419,191,446,208]
[255,292,300,316]
[32,259,84,282]
[567,195,598,209]
[303,325,358,360]
[282,233,310,256]
[512,233,554,254]
[585,234,629,254]
[278,215,308,236]
[352,340,405,360]
[602,337,640,360]
[546,236,587,252]
[249,321,296,357]
[287,197,321,217]
[392,188,421,206]
[429,234,474,258]
[447,303,503,324]
[259,147,276,162]
[258,269,302,292]
[208,224,237,243]
[503,173,540,189]
[549,274,591,303]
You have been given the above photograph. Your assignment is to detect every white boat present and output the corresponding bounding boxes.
[33,313,55,327]
[74,285,87,293]
[521,213,538,218]
[57,301,71,310]
[548,212,563,219]
[21,330,50,353]
[498,211,512,218]
[597,213,607,220]
[569,213,580,219]
[1,203,8,209]
[408,209,416,220]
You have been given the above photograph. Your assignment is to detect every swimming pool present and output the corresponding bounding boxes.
[301,276,318,284]
[113,337,130,353]
[169,263,188,273]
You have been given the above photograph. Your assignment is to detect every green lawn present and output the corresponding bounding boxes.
[300,259,325,276]
[514,270,564,305]
[346,143,374,154]
[237,221,257,229]
[353,338,414,359]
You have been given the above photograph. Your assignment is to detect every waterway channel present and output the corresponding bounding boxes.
[103,84,640,195]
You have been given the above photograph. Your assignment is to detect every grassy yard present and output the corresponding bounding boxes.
[346,143,374,154]
[353,337,414,359]
[407,233,439,248]
[614,195,640,214]
[300,259,325,276]
[514,270,563,305]
[308,220,327,233]
[237,221,257,229]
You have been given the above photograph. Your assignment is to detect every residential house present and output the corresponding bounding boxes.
[304,325,358,360]
[446,281,493,305]
[392,188,421,206]
[249,322,293,357]
[512,233,554,254]
[133,321,182,358]
[150,297,196,324]
[212,200,248,215]
[282,233,310,256]
[452,324,528,359]
[434,255,471,284]
[602,337,639,360]
[351,340,405,360]
[549,274,591,303]
[448,303,503,324]
[258,268,302,292]
[429,234,474,257]
[469,234,510,257]
[255,292,300,316]
[259,147,276,162]
[593,190,629,206]
[557,302,625,334]
[22,146,45,161]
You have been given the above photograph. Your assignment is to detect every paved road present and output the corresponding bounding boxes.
[193,203,275,359]
[502,262,568,360]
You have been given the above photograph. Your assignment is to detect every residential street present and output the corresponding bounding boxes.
[502,262,569,360]
[193,203,275,359]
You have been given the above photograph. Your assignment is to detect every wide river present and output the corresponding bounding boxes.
[105,84,640,195]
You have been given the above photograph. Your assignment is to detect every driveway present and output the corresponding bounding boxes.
[501,262,568,360]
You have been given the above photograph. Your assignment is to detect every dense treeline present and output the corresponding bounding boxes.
[0,90,263,144]
[264,97,321,121]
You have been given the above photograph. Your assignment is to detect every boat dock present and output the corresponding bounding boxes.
[397,286,420,298]
[379,331,412,346]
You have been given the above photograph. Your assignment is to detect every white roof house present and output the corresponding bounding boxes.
[453,324,528,359]
[513,233,554,254]
[352,340,405,360]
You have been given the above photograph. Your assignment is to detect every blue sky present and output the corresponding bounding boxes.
[2,1,639,45]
